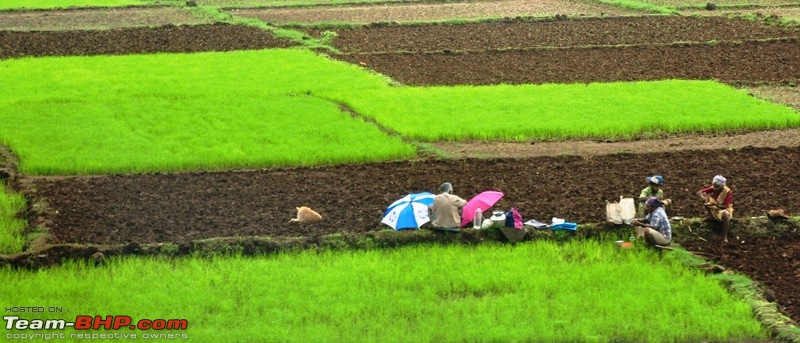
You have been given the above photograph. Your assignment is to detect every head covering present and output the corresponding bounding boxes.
[647,175,664,185]
[438,182,453,194]
[712,175,727,186]
[645,197,663,208]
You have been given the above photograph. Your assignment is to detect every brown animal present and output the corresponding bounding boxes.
[289,206,322,223]
[767,209,790,220]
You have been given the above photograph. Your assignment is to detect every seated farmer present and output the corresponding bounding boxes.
[637,175,672,217]
[696,175,734,243]
[632,197,672,247]
[429,182,468,232]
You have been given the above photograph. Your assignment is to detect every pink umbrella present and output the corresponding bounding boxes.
[460,191,504,227]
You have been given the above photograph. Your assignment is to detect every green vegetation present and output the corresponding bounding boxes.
[196,0,413,8]
[3,50,797,174]
[334,80,800,141]
[0,0,180,10]
[0,182,26,254]
[0,241,767,342]
[0,50,414,175]
[595,0,679,14]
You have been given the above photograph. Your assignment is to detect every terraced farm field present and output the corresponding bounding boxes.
[2,0,800,339]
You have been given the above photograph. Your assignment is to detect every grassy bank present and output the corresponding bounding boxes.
[0,182,25,254]
[0,241,766,342]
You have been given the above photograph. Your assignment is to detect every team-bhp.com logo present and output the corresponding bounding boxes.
[4,315,188,340]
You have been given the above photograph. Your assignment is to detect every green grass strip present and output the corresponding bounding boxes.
[0,50,414,175]
[593,0,679,14]
[329,80,800,142]
[196,0,414,8]
[0,181,26,255]
[0,241,766,342]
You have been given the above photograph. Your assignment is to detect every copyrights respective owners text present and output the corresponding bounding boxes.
[4,306,189,340]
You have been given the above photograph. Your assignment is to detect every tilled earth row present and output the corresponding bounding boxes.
[29,146,800,245]
[0,23,297,59]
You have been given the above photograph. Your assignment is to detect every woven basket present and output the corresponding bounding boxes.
[499,226,528,243]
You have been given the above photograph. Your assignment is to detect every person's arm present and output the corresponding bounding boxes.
[696,187,712,202]
[454,196,467,208]
[638,188,650,202]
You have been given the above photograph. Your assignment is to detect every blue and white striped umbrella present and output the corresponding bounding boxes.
[381,192,436,230]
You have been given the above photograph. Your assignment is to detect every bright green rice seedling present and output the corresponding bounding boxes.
[0,241,766,342]
[333,80,800,142]
[0,182,26,254]
[2,49,798,175]
[0,50,414,175]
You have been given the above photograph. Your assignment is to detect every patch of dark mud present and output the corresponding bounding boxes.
[26,146,800,246]
[316,16,800,53]
[334,39,800,86]
[0,23,297,60]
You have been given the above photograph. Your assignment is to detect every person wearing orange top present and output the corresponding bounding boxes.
[696,175,734,243]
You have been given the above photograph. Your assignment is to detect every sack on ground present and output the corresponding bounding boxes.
[606,196,635,225]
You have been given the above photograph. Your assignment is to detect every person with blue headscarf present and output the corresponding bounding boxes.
[637,174,672,218]
[632,197,672,246]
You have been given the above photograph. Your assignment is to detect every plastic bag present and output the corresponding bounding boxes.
[607,196,635,225]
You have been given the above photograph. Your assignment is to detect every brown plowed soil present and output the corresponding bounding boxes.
[3,5,800,326]
[0,6,211,31]
[336,39,800,85]
[229,0,634,25]
[321,16,800,53]
[30,146,800,245]
[324,16,800,86]
[0,23,297,60]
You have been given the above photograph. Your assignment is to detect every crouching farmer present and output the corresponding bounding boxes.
[632,197,672,247]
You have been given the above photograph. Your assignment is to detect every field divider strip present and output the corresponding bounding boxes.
[335,36,800,56]
[325,98,448,158]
